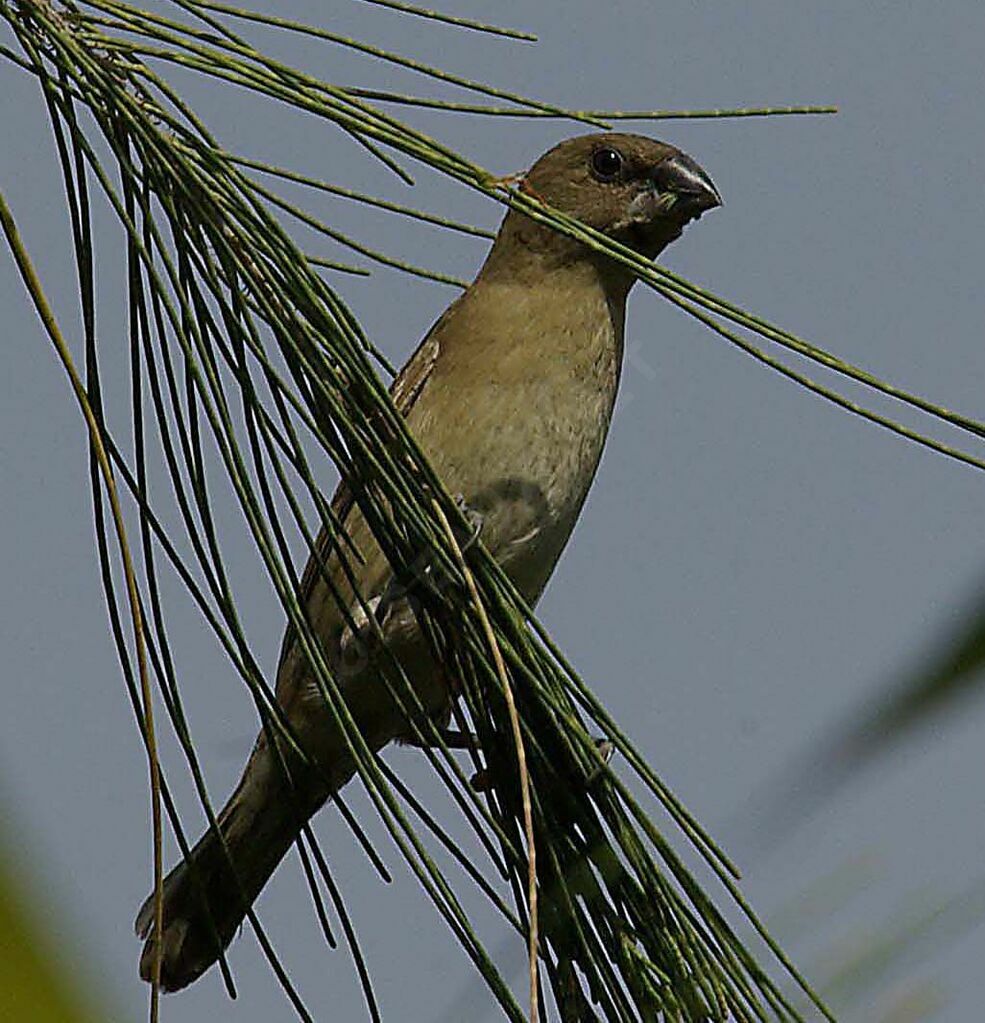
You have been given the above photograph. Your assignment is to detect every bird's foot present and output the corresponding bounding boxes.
[403,727,479,751]
[586,738,615,785]
[359,498,480,631]
[453,493,483,551]
[338,594,384,658]
[405,729,614,792]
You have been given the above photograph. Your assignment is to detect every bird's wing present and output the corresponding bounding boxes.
[273,298,459,689]
[389,321,443,416]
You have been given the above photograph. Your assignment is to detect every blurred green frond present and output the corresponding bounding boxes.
[843,583,985,755]
[0,837,105,1023]
[807,875,985,1020]
[735,579,985,855]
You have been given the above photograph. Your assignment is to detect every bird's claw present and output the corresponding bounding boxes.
[338,594,383,655]
[453,493,483,551]
[407,728,614,793]
[586,738,615,785]
[403,727,479,751]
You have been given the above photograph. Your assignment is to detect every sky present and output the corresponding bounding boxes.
[2,2,985,1021]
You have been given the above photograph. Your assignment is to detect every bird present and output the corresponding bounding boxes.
[135,132,721,991]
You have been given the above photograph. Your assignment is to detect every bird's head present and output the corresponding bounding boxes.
[488,133,721,279]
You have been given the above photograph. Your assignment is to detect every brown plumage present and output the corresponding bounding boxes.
[135,132,721,991]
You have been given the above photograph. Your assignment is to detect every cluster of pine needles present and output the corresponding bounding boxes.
[4,2,983,1021]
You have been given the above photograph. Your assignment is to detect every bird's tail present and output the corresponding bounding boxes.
[135,746,328,992]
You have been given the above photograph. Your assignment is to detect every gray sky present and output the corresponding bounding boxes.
[3,2,985,1020]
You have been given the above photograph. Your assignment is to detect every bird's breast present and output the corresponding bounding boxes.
[408,276,625,602]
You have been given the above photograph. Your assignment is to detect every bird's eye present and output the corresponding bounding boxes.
[590,147,624,181]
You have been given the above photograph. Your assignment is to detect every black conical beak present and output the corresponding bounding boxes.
[653,152,722,221]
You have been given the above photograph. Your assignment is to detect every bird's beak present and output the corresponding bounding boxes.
[652,152,722,224]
